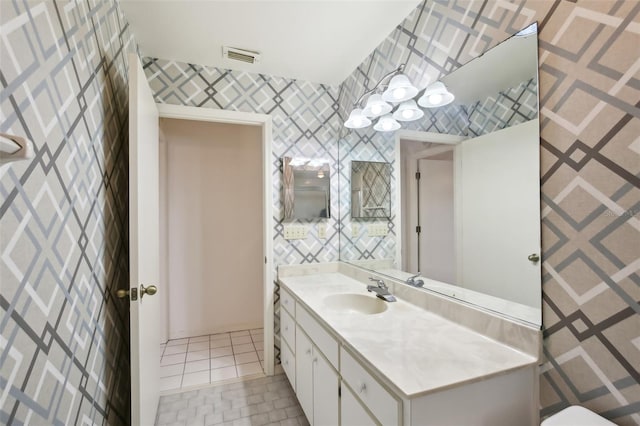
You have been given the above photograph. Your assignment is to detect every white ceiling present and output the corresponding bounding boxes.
[120,1,422,86]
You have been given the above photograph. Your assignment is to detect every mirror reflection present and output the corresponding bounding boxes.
[283,157,330,220]
[339,24,541,325]
[351,161,391,219]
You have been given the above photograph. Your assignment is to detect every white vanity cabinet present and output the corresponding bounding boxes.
[295,325,339,426]
[280,290,296,390]
[279,280,538,426]
[282,288,340,426]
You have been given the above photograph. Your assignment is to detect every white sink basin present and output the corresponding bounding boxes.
[323,293,389,315]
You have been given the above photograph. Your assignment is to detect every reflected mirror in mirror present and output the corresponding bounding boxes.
[283,157,330,220]
[351,161,391,219]
[339,23,541,326]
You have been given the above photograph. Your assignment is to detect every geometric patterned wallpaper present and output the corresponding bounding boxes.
[1,0,637,425]
[142,58,343,269]
[467,78,539,136]
[337,1,639,424]
[1,0,135,425]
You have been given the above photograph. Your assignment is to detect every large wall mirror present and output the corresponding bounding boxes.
[339,24,541,326]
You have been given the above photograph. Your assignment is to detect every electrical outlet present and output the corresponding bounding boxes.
[317,223,327,239]
[351,223,360,238]
[284,224,308,240]
[367,223,388,237]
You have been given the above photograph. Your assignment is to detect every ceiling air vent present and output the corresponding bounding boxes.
[222,46,261,64]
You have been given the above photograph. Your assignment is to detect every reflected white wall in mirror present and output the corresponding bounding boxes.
[351,161,391,219]
[283,157,331,220]
[339,23,541,326]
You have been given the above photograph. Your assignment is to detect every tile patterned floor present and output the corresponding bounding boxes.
[160,329,265,392]
[155,373,309,426]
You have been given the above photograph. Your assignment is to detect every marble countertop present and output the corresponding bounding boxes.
[279,272,538,399]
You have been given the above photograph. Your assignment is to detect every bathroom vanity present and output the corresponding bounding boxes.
[278,262,540,426]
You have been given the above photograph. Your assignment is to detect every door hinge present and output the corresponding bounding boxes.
[415,171,421,180]
[416,225,421,234]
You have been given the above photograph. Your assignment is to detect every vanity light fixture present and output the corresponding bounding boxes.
[373,114,401,132]
[381,74,419,103]
[344,108,372,129]
[393,99,424,122]
[362,94,392,118]
[344,64,453,132]
[417,81,455,108]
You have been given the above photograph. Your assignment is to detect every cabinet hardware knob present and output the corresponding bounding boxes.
[528,253,540,263]
[358,382,366,393]
[306,348,312,355]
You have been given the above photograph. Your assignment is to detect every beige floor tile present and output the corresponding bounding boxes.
[233,343,255,354]
[235,351,258,365]
[184,359,210,374]
[163,344,188,355]
[237,362,263,377]
[182,370,210,387]
[210,346,233,358]
[211,355,235,369]
[211,366,238,382]
[161,353,186,366]
[160,363,184,378]
[186,349,210,363]
[188,341,210,352]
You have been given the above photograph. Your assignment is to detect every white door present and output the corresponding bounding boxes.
[458,119,541,308]
[128,53,161,425]
[417,157,455,283]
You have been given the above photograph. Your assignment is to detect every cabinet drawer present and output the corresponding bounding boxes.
[281,288,296,316]
[341,381,376,426]
[281,308,295,352]
[281,339,295,391]
[340,347,400,426]
[296,305,339,368]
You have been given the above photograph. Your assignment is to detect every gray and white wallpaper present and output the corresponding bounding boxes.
[1,0,135,425]
[142,58,343,268]
[1,0,638,425]
[336,1,639,424]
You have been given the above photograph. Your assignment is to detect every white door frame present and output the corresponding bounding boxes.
[394,131,465,271]
[157,103,275,376]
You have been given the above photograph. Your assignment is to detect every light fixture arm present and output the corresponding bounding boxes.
[353,64,405,107]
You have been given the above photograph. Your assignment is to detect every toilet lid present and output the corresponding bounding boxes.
[541,406,616,426]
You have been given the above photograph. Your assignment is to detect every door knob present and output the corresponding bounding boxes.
[116,289,129,299]
[528,253,540,263]
[140,284,157,298]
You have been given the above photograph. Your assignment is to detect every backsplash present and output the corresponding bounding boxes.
[337,1,639,424]
[0,0,135,425]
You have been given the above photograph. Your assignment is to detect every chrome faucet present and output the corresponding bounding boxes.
[367,277,396,302]
[406,273,424,288]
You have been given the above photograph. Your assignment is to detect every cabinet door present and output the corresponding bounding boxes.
[281,340,296,392]
[313,352,339,426]
[341,382,376,426]
[296,326,314,423]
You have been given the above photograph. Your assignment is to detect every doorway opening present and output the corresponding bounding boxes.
[156,105,274,393]
[395,131,465,277]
